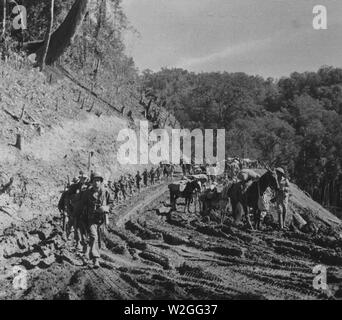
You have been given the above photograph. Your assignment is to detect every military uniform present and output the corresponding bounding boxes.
[107,181,115,199]
[113,181,120,203]
[143,169,148,187]
[160,166,165,181]
[164,165,170,179]
[230,161,240,180]
[274,168,290,229]
[61,180,87,250]
[81,173,113,267]
[170,164,175,179]
[127,174,134,195]
[135,172,142,191]
[150,168,155,185]
[131,175,136,192]
[119,176,127,200]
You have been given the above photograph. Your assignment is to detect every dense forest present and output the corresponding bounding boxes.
[141,68,342,210]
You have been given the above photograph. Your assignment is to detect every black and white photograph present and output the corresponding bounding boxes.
[0,0,341,304]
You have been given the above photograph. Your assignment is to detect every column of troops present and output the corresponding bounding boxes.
[107,163,175,204]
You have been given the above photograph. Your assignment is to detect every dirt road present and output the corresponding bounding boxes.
[1,179,342,300]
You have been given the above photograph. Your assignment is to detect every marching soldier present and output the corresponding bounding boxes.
[170,164,175,179]
[273,167,290,230]
[155,166,161,181]
[181,163,186,177]
[79,170,89,183]
[59,175,88,251]
[119,175,127,200]
[164,164,170,180]
[107,180,114,197]
[135,171,142,191]
[143,169,148,187]
[113,180,121,204]
[150,168,155,185]
[129,174,136,193]
[127,174,134,195]
[230,160,240,180]
[81,172,113,268]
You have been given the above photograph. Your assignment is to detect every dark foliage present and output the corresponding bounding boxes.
[141,67,342,210]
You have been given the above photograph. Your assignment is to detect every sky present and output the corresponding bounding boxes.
[122,0,342,79]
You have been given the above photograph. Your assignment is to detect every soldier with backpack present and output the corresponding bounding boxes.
[119,175,127,200]
[150,167,155,185]
[58,175,87,251]
[127,174,134,196]
[135,171,142,191]
[273,167,290,230]
[81,172,113,268]
[143,169,148,187]
[113,180,121,204]
[129,174,136,194]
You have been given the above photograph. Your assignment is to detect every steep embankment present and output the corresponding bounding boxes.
[289,183,341,229]
[0,58,147,230]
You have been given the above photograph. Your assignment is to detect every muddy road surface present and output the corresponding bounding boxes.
[1,180,342,300]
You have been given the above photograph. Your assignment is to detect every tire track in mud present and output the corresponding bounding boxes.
[97,184,245,299]
[106,191,342,300]
[3,175,341,300]
[236,267,319,299]
[115,185,170,228]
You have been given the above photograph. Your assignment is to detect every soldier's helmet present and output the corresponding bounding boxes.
[275,167,285,176]
[79,174,88,181]
[92,172,104,182]
[72,177,78,183]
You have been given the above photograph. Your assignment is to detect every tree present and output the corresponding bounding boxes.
[39,0,54,71]
[26,0,90,65]
[1,0,6,39]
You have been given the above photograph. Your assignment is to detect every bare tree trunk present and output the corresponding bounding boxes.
[19,105,25,120]
[1,0,6,39]
[26,0,90,66]
[39,0,54,71]
[14,134,22,150]
[82,26,87,64]
[94,0,106,39]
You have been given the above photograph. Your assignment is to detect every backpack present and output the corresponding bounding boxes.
[86,188,107,224]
